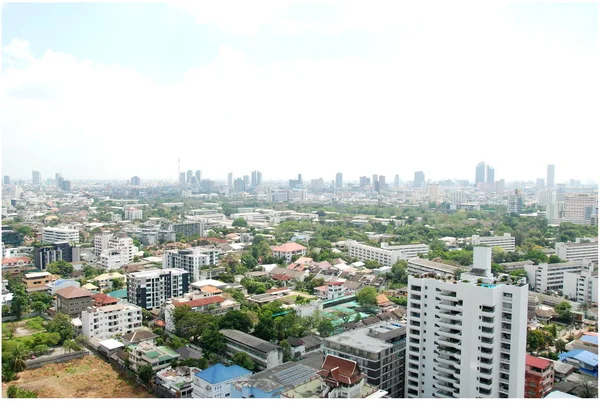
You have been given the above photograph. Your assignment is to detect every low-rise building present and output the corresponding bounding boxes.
[221,329,283,371]
[555,240,598,264]
[525,355,554,398]
[42,226,80,244]
[129,341,180,373]
[525,259,594,293]
[345,240,429,267]
[23,272,60,293]
[472,233,516,252]
[156,366,201,398]
[55,286,94,317]
[81,303,143,340]
[563,269,598,304]
[92,272,125,292]
[314,282,345,300]
[192,363,252,398]
[272,242,308,263]
[407,258,464,277]
[46,278,80,295]
[231,361,318,399]
[558,350,598,376]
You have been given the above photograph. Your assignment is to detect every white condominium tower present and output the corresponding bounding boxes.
[406,247,527,398]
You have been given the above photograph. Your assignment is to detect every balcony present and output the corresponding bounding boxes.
[439,310,463,321]
[435,381,457,394]
[438,329,462,341]
[437,320,462,330]
[434,389,455,398]
[435,364,457,376]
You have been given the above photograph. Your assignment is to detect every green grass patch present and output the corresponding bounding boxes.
[25,317,46,331]
[65,367,76,374]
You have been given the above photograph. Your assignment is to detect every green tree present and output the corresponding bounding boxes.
[548,255,563,264]
[5,343,28,373]
[578,374,598,398]
[46,260,74,277]
[111,278,125,290]
[200,329,226,355]
[63,339,81,352]
[46,313,75,344]
[232,218,249,228]
[10,295,29,320]
[317,319,334,337]
[138,364,154,384]
[172,305,192,325]
[32,345,49,356]
[554,339,566,353]
[241,253,258,269]
[363,260,381,269]
[232,352,255,371]
[218,310,253,333]
[253,316,277,342]
[280,340,293,362]
[356,286,378,307]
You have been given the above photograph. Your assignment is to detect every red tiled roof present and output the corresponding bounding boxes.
[200,285,222,293]
[526,355,552,370]
[317,355,365,385]
[56,286,93,299]
[200,237,228,244]
[272,242,307,253]
[314,285,328,292]
[327,281,344,286]
[154,319,166,327]
[2,257,32,264]
[92,293,119,305]
[173,295,224,308]
[272,274,293,281]
[376,294,391,305]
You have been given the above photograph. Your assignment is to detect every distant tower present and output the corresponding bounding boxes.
[32,170,41,185]
[486,165,494,185]
[547,164,555,189]
[413,171,425,188]
[394,174,400,188]
[476,162,486,185]
[195,170,201,183]
[228,172,233,187]
[335,172,343,188]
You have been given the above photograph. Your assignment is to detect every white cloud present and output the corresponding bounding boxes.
[2,3,599,183]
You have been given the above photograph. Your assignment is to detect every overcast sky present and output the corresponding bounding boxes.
[2,1,599,184]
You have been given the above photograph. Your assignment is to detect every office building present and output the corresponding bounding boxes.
[562,193,598,225]
[476,162,486,185]
[563,268,598,304]
[524,259,594,293]
[186,170,193,184]
[524,355,554,398]
[195,170,202,183]
[42,227,80,244]
[126,268,190,309]
[251,170,263,187]
[547,165,555,189]
[179,172,186,186]
[192,363,252,398]
[33,242,81,270]
[360,176,371,188]
[405,272,528,398]
[486,165,495,185]
[345,241,429,266]
[124,207,143,221]
[81,303,143,340]
[555,240,598,263]
[394,175,400,188]
[220,329,284,371]
[428,184,439,203]
[336,172,343,188]
[537,189,556,205]
[536,178,545,190]
[32,170,41,185]
[228,172,233,187]
[163,247,219,282]
[472,233,516,252]
[413,171,425,188]
[3,176,9,185]
[378,175,386,191]
[233,178,245,193]
[130,176,141,186]
[323,322,406,398]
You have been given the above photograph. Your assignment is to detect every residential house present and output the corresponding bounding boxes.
[81,303,143,340]
[525,355,554,398]
[91,292,119,307]
[192,363,252,398]
[156,366,201,398]
[55,286,94,317]
[23,272,60,293]
[92,272,125,292]
[559,350,598,376]
[272,243,307,264]
[128,340,180,373]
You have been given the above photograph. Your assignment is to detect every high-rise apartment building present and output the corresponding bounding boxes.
[486,166,495,185]
[406,263,527,397]
[163,247,219,282]
[323,322,406,398]
[562,193,598,225]
[536,178,545,190]
[251,170,262,187]
[130,176,141,186]
[32,170,41,185]
[360,176,371,188]
[476,162,486,185]
[507,189,524,214]
[394,175,400,188]
[42,227,80,244]
[228,172,233,187]
[336,172,343,188]
[179,172,186,186]
[546,165,555,189]
[127,268,190,309]
[413,171,425,188]
[233,178,245,193]
[195,170,202,183]
[186,170,193,184]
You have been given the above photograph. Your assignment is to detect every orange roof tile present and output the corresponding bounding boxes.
[272,242,307,253]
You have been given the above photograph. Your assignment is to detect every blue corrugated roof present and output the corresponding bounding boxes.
[560,349,598,367]
[195,363,252,384]
[108,288,127,298]
[581,335,599,345]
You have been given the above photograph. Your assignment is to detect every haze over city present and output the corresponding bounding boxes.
[2,1,599,182]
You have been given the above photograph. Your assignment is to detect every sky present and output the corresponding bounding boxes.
[2,1,599,184]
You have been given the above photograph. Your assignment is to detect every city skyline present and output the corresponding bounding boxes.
[2,2,599,182]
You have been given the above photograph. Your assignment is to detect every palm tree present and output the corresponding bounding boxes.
[7,343,29,372]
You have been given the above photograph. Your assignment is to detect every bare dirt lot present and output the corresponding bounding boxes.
[2,355,154,398]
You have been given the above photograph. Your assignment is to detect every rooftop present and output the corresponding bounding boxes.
[233,361,318,393]
[121,330,159,343]
[272,242,307,253]
[325,322,405,353]
[195,363,252,384]
[173,295,224,308]
[559,349,598,368]
[220,329,283,353]
[55,286,93,299]
[526,354,553,370]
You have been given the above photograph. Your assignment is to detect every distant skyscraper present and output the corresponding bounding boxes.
[372,174,378,186]
[476,162,486,185]
[486,165,494,184]
[359,176,371,188]
[228,172,233,187]
[32,170,41,185]
[243,175,250,188]
[507,189,524,214]
[378,175,386,188]
[547,164,555,189]
[413,171,425,188]
[233,178,245,193]
[186,170,193,184]
[179,172,186,186]
[195,170,201,183]
[335,172,343,188]
[55,173,64,190]
[3,176,10,185]
[62,180,72,191]
[131,176,141,186]
[536,178,545,190]
[394,174,400,188]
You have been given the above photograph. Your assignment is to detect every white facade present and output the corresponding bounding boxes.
[127,268,189,309]
[124,208,143,221]
[42,227,80,244]
[407,258,461,276]
[563,193,598,225]
[406,275,527,398]
[93,272,125,291]
[562,269,598,304]
[192,367,252,398]
[471,233,516,253]
[345,240,429,266]
[81,303,143,340]
[163,247,219,282]
[98,236,135,270]
[524,259,593,293]
[94,232,114,256]
[555,241,598,264]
